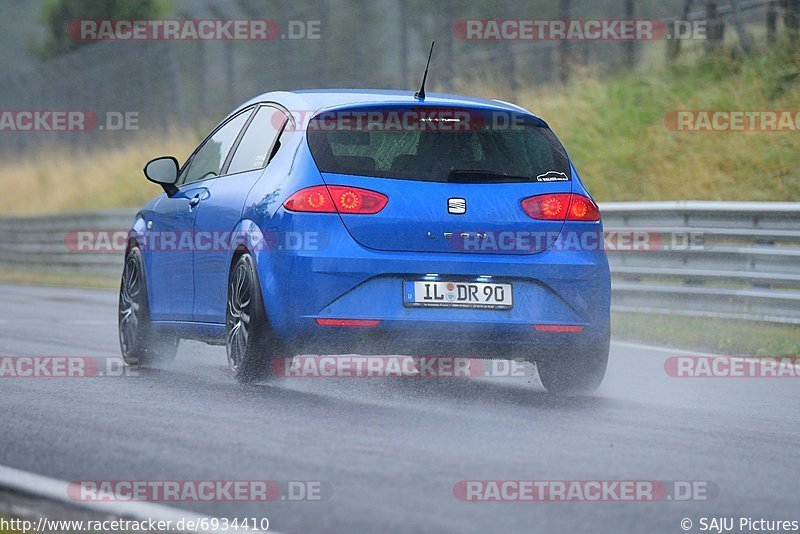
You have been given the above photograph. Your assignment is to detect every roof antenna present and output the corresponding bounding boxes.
[414,41,435,100]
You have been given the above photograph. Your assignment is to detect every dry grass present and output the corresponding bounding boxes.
[0,133,196,215]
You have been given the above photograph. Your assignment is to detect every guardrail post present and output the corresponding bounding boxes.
[705,1,725,53]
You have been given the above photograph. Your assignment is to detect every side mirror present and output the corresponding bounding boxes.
[144,156,179,196]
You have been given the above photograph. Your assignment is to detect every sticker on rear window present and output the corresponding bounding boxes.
[535,171,570,182]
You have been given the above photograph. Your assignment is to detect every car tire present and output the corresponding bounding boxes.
[118,246,179,367]
[536,332,610,395]
[226,253,281,383]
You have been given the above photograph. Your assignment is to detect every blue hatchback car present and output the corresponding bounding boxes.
[119,89,611,393]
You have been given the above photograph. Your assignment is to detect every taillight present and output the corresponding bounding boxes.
[521,193,600,221]
[284,185,388,214]
[284,185,335,213]
[327,186,388,214]
[567,195,600,221]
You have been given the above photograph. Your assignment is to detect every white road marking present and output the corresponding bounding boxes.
[612,340,721,356]
[612,340,800,372]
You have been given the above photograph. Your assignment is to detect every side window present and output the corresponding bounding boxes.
[182,110,252,185]
[226,106,288,175]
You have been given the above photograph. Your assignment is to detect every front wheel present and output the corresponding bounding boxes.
[226,253,281,383]
[536,333,610,395]
[118,246,179,367]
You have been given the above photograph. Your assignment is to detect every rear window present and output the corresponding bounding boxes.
[306,106,571,183]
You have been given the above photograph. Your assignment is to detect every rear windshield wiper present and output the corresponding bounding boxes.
[447,169,532,183]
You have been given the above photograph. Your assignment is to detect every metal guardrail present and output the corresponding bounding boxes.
[602,202,800,325]
[0,202,798,324]
[0,209,135,275]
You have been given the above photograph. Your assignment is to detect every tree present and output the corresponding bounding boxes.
[34,0,168,59]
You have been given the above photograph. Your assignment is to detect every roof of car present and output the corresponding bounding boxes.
[235,88,539,119]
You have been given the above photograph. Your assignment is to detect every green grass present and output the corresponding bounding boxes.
[510,39,800,201]
[613,312,800,356]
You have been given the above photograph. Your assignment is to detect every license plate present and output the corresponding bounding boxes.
[403,281,513,310]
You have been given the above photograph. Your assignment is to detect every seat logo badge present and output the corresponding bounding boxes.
[448,198,467,215]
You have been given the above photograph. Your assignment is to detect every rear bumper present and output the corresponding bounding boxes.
[255,217,610,356]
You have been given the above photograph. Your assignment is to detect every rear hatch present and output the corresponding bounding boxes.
[307,104,574,255]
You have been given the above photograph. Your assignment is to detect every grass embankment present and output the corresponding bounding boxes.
[499,40,800,201]
[0,41,798,214]
[0,134,195,215]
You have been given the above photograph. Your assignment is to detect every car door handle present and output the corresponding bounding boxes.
[189,194,203,208]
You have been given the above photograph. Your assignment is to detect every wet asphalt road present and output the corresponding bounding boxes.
[0,284,798,534]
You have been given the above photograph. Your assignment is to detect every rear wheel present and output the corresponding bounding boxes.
[118,246,179,367]
[536,333,609,395]
[226,253,281,383]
